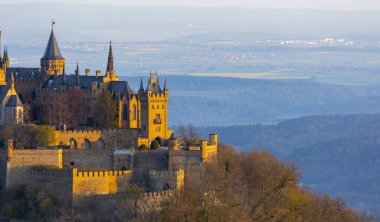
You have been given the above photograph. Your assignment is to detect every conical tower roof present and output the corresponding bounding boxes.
[41,30,64,60]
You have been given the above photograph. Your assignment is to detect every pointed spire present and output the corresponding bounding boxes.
[146,78,152,92]
[62,66,66,84]
[106,40,114,72]
[41,27,64,60]
[4,47,8,60]
[10,72,14,91]
[139,78,144,91]
[2,48,5,65]
[75,62,80,85]
[0,31,2,62]
[163,78,168,91]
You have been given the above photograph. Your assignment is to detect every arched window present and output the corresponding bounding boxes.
[123,104,128,120]
[96,139,105,149]
[132,104,137,120]
[70,139,77,149]
[82,139,91,149]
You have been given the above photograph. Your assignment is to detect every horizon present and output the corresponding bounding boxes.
[1,0,380,12]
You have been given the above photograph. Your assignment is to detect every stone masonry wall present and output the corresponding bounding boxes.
[62,149,113,171]
[132,150,169,188]
[6,149,62,188]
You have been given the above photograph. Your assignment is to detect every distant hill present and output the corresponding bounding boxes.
[197,113,380,218]
[127,76,380,126]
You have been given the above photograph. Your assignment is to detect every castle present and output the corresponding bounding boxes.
[0,25,218,208]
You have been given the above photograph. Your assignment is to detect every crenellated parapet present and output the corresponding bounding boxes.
[73,168,132,178]
[149,169,184,192]
[138,189,177,212]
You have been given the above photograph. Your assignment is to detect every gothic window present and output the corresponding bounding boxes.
[162,105,165,109]
[152,105,154,109]
[132,104,137,120]
[123,104,128,120]
[157,105,159,109]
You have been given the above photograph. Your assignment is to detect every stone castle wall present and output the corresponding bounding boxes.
[30,169,73,202]
[62,149,113,171]
[56,128,140,149]
[29,168,132,206]
[149,169,184,192]
[6,149,62,188]
[132,150,169,188]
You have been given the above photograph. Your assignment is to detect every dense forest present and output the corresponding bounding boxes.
[197,113,380,219]
[0,144,371,221]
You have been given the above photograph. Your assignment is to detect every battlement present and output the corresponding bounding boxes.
[149,169,184,192]
[73,168,132,178]
[149,169,184,178]
[142,189,175,198]
[30,169,72,177]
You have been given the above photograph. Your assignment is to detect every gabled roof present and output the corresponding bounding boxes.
[108,81,134,95]
[41,30,64,60]
[5,95,22,107]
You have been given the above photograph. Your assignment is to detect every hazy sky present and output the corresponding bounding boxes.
[0,0,379,11]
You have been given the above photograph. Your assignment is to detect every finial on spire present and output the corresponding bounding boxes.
[106,40,114,72]
[51,20,55,31]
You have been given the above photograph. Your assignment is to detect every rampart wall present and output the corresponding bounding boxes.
[72,168,132,205]
[149,169,184,192]
[132,150,169,188]
[62,149,113,170]
[6,149,62,188]
[56,128,140,149]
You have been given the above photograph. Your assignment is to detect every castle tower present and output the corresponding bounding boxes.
[40,22,65,76]
[104,41,119,81]
[140,72,170,142]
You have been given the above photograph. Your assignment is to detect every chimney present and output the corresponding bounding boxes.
[85,68,90,76]
[96,70,101,77]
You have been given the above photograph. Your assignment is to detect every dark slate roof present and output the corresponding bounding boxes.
[108,81,134,94]
[5,95,22,107]
[146,80,162,94]
[0,85,10,103]
[6,68,41,79]
[42,75,105,90]
[41,30,64,60]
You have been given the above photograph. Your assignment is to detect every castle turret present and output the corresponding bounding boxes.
[40,22,65,76]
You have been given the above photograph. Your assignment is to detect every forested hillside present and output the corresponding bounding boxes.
[197,113,380,218]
